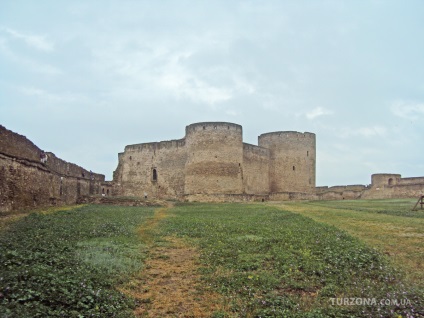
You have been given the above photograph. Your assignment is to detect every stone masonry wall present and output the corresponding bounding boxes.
[0,125,42,162]
[316,174,424,200]
[113,139,186,199]
[184,122,244,195]
[0,126,105,213]
[258,131,316,193]
[242,143,270,194]
[113,122,317,200]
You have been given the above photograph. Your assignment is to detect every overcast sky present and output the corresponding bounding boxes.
[1,1,423,186]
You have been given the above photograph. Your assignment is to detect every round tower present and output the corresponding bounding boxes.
[184,122,244,195]
[258,131,316,193]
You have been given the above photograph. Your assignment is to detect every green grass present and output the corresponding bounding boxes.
[275,199,424,287]
[0,205,155,318]
[304,198,424,218]
[161,203,423,318]
[1,201,423,317]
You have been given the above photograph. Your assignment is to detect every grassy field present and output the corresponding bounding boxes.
[272,199,424,286]
[0,205,156,317]
[0,200,423,317]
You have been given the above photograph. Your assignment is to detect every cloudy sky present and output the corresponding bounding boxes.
[1,1,423,186]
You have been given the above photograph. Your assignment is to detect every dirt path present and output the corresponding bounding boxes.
[121,204,227,317]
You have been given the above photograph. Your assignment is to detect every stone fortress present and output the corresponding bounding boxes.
[113,122,316,201]
[1,122,424,212]
[112,121,424,202]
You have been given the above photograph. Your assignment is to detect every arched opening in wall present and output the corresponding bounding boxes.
[307,151,309,157]
[102,188,105,194]
[293,166,296,171]
[129,156,132,160]
[388,178,394,186]
[152,168,158,182]
[107,189,110,195]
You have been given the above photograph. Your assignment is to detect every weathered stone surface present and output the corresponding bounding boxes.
[113,122,316,200]
[0,125,106,213]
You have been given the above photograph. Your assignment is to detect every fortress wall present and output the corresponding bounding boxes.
[242,143,270,194]
[258,131,316,193]
[361,183,424,199]
[316,185,367,193]
[184,122,243,195]
[113,139,186,199]
[0,125,41,161]
[0,126,105,213]
[315,186,329,193]
[0,153,102,213]
[269,192,318,201]
[184,193,269,203]
[45,152,104,182]
[317,190,363,200]
[391,184,424,197]
[397,177,424,186]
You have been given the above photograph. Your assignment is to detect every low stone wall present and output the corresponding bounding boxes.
[316,179,423,201]
[184,193,269,203]
[269,192,317,201]
[361,184,424,199]
[76,195,158,206]
[315,190,363,200]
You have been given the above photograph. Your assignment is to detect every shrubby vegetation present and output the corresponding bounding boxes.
[0,205,155,318]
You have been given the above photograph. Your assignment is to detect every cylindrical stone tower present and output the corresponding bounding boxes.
[184,122,244,195]
[258,131,316,193]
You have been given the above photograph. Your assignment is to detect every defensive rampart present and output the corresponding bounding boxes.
[0,125,105,213]
[316,174,424,200]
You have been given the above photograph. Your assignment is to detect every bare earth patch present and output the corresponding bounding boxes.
[121,205,227,317]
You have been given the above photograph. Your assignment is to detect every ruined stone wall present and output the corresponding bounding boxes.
[184,193,269,203]
[269,192,317,201]
[242,143,270,194]
[316,174,424,200]
[0,126,105,213]
[360,174,424,199]
[316,185,367,193]
[258,131,316,193]
[184,122,243,195]
[397,177,424,186]
[45,152,104,182]
[0,125,41,161]
[113,139,186,199]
